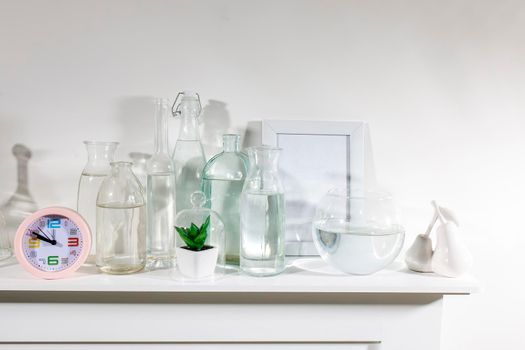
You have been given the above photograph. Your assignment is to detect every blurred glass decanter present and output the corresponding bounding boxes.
[96,162,146,274]
[0,212,11,261]
[202,134,248,266]
[240,146,285,276]
[77,141,119,256]
[146,98,176,270]
[1,144,38,246]
[172,91,206,213]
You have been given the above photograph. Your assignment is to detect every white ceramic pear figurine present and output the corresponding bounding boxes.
[431,201,473,278]
[405,212,436,272]
[405,203,460,273]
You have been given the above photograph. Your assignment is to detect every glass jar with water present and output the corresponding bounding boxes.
[77,141,118,256]
[240,146,285,276]
[202,134,248,266]
[96,162,146,274]
[312,189,405,275]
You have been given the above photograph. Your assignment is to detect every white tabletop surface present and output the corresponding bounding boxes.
[0,257,480,294]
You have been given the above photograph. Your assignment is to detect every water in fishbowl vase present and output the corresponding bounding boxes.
[313,219,404,275]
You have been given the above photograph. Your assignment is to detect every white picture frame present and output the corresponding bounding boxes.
[262,120,367,256]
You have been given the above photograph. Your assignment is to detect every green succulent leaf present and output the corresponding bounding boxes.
[200,215,211,235]
[175,215,211,251]
[175,226,195,248]
[189,223,199,238]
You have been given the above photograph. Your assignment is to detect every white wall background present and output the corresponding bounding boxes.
[1,0,524,348]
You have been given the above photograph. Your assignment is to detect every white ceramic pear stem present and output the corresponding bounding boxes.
[423,212,438,238]
[431,201,446,224]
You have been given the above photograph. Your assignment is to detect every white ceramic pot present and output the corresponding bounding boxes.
[176,246,218,279]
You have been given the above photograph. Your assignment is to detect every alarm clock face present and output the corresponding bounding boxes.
[14,207,91,279]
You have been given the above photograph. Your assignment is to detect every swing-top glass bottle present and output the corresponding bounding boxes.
[172,91,206,213]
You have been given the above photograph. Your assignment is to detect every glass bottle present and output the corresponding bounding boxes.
[240,146,285,276]
[146,98,176,270]
[202,134,248,266]
[129,152,151,190]
[96,162,146,274]
[77,141,119,255]
[1,144,38,246]
[0,212,11,261]
[172,91,206,213]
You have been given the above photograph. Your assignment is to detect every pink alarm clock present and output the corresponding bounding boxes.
[14,207,92,279]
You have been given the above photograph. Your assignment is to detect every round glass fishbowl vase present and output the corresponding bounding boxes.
[312,189,405,275]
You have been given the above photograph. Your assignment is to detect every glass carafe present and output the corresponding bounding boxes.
[172,91,206,213]
[1,144,38,247]
[146,98,176,270]
[202,134,248,266]
[96,162,146,274]
[240,146,285,276]
[77,141,119,256]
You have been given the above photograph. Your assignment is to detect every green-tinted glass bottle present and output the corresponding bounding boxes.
[202,134,248,266]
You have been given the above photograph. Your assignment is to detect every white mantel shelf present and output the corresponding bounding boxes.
[0,257,479,295]
[0,257,479,349]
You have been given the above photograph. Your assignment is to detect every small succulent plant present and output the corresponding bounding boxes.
[175,215,211,251]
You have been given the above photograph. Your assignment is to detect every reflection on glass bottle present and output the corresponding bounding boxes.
[146,98,176,270]
[129,152,151,190]
[202,134,248,266]
[172,91,206,213]
[1,144,38,247]
[240,146,285,277]
[96,162,146,274]
[77,141,119,256]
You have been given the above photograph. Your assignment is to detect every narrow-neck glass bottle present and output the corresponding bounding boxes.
[240,146,285,276]
[77,141,118,256]
[172,91,206,213]
[202,134,248,266]
[146,99,176,270]
[96,162,146,274]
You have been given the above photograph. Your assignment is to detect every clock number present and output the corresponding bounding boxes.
[68,237,79,247]
[28,236,40,249]
[47,219,61,229]
[48,256,59,265]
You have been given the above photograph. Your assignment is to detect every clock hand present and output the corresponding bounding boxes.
[31,231,57,245]
[38,227,52,241]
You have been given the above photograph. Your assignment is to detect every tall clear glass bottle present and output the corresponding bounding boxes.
[96,162,146,274]
[202,134,248,266]
[146,98,176,270]
[240,146,285,276]
[77,141,119,255]
[172,91,206,213]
